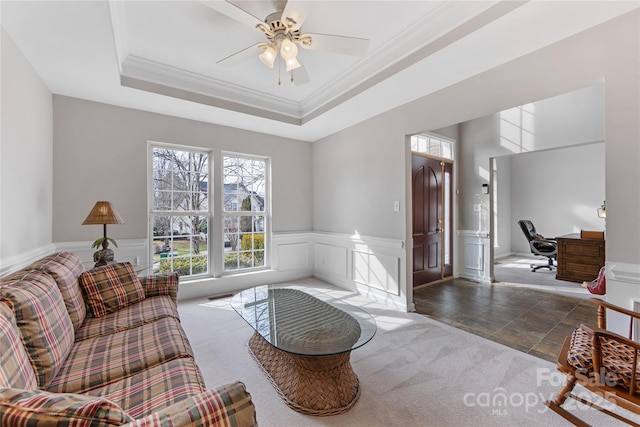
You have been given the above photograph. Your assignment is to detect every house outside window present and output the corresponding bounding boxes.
[150,144,210,277]
[222,153,269,272]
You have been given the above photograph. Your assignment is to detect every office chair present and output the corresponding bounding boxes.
[518,219,557,272]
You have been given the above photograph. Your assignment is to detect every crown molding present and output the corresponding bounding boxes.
[121,55,301,120]
[109,0,504,125]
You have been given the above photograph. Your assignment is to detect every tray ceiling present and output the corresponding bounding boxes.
[2,1,637,141]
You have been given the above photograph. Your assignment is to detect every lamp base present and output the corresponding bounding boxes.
[93,248,115,268]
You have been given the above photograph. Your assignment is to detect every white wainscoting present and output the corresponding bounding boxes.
[599,261,640,338]
[312,232,408,311]
[1,231,409,310]
[457,230,492,283]
[271,232,313,275]
[55,239,149,272]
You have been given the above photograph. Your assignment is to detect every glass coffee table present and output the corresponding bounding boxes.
[230,285,376,416]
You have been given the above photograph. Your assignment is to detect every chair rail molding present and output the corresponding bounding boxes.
[0,244,57,278]
[55,239,148,271]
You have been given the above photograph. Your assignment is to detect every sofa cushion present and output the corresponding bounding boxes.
[30,251,87,330]
[0,271,74,388]
[85,358,206,418]
[48,316,195,394]
[79,262,146,318]
[0,302,37,389]
[124,382,257,426]
[75,296,180,342]
[0,388,133,426]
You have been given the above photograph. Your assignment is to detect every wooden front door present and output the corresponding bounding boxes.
[412,155,453,287]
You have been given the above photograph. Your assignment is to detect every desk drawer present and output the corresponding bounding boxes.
[556,236,605,283]
[559,241,604,259]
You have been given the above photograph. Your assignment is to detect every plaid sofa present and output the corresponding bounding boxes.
[0,252,257,426]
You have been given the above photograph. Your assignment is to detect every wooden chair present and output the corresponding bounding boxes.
[547,298,640,426]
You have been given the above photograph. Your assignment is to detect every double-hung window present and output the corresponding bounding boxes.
[150,144,210,277]
[222,153,269,272]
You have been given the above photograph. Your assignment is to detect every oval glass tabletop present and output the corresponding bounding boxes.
[230,285,377,356]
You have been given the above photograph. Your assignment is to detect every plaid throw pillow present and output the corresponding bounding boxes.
[79,263,146,318]
[0,388,133,426]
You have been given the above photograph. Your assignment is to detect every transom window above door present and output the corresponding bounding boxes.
[411,133,454,160]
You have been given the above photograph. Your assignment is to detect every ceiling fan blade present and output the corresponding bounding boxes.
[291,58,310,86]
[300,33,369,56]
[217,43,262,67]
[200,1,266,31]
[280,0,314,31]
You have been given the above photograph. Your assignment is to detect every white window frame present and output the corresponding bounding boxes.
[221,151,271,274]
[148,141,213,278]
[410,132,455,160]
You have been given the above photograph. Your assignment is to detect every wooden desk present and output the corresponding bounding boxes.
[556,233,605,283]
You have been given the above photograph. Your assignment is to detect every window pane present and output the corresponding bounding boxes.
[410,133,454,160]
[222,154,268,273]
[223,156,266,213]
[152,146,209,278]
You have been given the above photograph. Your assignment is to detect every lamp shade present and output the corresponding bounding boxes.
[280,39,298,60]
[285,57,301,72]
[259,45,277,68]
[82,201,125,225]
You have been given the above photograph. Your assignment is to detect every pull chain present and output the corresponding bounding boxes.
[277,57,282,86]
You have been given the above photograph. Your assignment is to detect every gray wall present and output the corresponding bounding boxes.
[312,10,639,306]
[52,96,312,245]
[312,113,406,239]
[508,143,605,255]
[1,29,53,260]
[458,84,605,234]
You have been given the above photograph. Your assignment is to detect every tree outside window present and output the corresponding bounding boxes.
[151,146,209,277]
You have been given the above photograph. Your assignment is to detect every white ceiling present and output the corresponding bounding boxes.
[2,1,638,142]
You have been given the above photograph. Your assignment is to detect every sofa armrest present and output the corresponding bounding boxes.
[139,273,179,305]
[123,382,257,427]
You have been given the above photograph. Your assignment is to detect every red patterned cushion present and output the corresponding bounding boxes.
[30,252,87,330]
[0,302,37,389]
[79,263,146,318]
[568,325,640,391]
[0,388,133,426]
[0,271,74,388]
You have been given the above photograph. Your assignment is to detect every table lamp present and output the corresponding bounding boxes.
[82,201,124,267]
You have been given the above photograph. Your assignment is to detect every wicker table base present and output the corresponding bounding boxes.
[248,332,361,416]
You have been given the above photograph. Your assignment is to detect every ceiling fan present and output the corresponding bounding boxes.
[200,0,370,85]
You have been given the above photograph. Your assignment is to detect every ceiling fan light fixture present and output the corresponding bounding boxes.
[285,57,301,72]
[280,38,298,60]
[259,45,277,68]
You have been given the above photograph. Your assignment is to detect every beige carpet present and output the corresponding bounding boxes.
[177,278,638,426]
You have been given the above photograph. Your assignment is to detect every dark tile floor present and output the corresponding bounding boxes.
[413,279,598,363]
